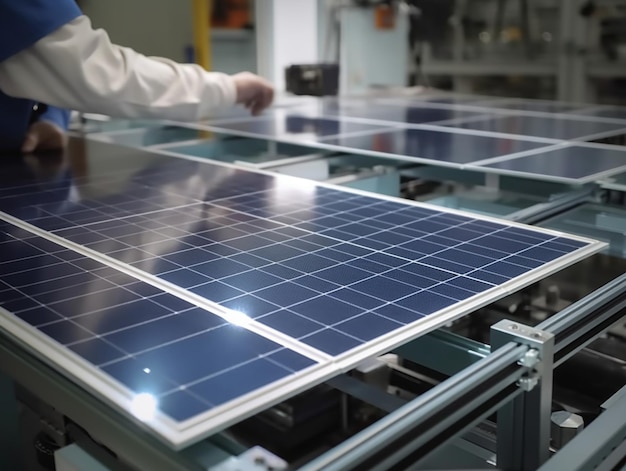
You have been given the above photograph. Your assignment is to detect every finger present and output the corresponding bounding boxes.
[21,131,39,153]
[250,100,263,116]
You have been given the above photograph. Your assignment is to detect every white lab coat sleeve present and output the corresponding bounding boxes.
[0,15,238,121]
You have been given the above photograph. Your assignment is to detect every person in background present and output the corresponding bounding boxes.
[0,0,274,154]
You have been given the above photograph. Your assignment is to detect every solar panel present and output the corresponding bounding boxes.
[0,142,604,450]
[474,144,626,183]
[442,115,626,141]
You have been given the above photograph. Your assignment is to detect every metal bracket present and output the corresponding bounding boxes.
[211,446,287,471]
[492,320,554,394]
[491,319,555,471]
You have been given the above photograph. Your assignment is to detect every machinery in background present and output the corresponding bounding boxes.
[315,0,626,103]
[285,64,340,97]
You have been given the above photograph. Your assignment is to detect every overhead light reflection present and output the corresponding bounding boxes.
[131,393,158,421]
[224,309,252,327]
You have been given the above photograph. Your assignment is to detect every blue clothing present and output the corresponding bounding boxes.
[0,0,81,152]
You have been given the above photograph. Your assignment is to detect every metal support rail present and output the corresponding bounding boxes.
[301,274,626,471]
[538,272,626,367]
[507,187,595,225]
[298,343,529,471]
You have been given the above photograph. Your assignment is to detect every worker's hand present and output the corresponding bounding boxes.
[232,72,274,116]
[21,120,68,153]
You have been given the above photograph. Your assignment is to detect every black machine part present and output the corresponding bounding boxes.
[285,64,340,97]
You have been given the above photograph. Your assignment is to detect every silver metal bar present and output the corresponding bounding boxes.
[506,188,595,225]
[491,320,555,471]
[298,343,528,471]
[327,374,407,414]
[537,273,626,367]
[393,330,489,376]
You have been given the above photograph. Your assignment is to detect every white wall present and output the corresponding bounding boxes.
[255,0,319,91]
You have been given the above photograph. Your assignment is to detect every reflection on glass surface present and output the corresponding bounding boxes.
[481,145,626,181]
[131,392,158,421]
[205,113,388,142]
[322,128,547,165]
[90,126,212,148]
[287,101,483,126]
[223,309,252,327]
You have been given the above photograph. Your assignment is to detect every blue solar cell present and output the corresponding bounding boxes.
[520,246,567,263]
[190,281,245,302]
[468,270,509,285]
[429,283,476,301]
[158,391,210,422]
[397,290,456,315]
[447,276,492,293]
[335,312,403,341]
[188,358,294,407]
[259,310,324,338]
[290,296,363,326]
[383,269,439,290]
[16,306,63,326]
[68,338,125,365]
[281,253,337,272]
[350,276,416,302]
[267,349,317,371]
[73,299,172,333]
[294,275,339,293]
[478,145,626,181]
[255,282,320,307]
[301,328,361,355]
[222,270,283,292]
[39,321,94,344]
[329,288,386,310]
[373,304,426,324]
[104,308,225,353]
[102,358,178,396]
